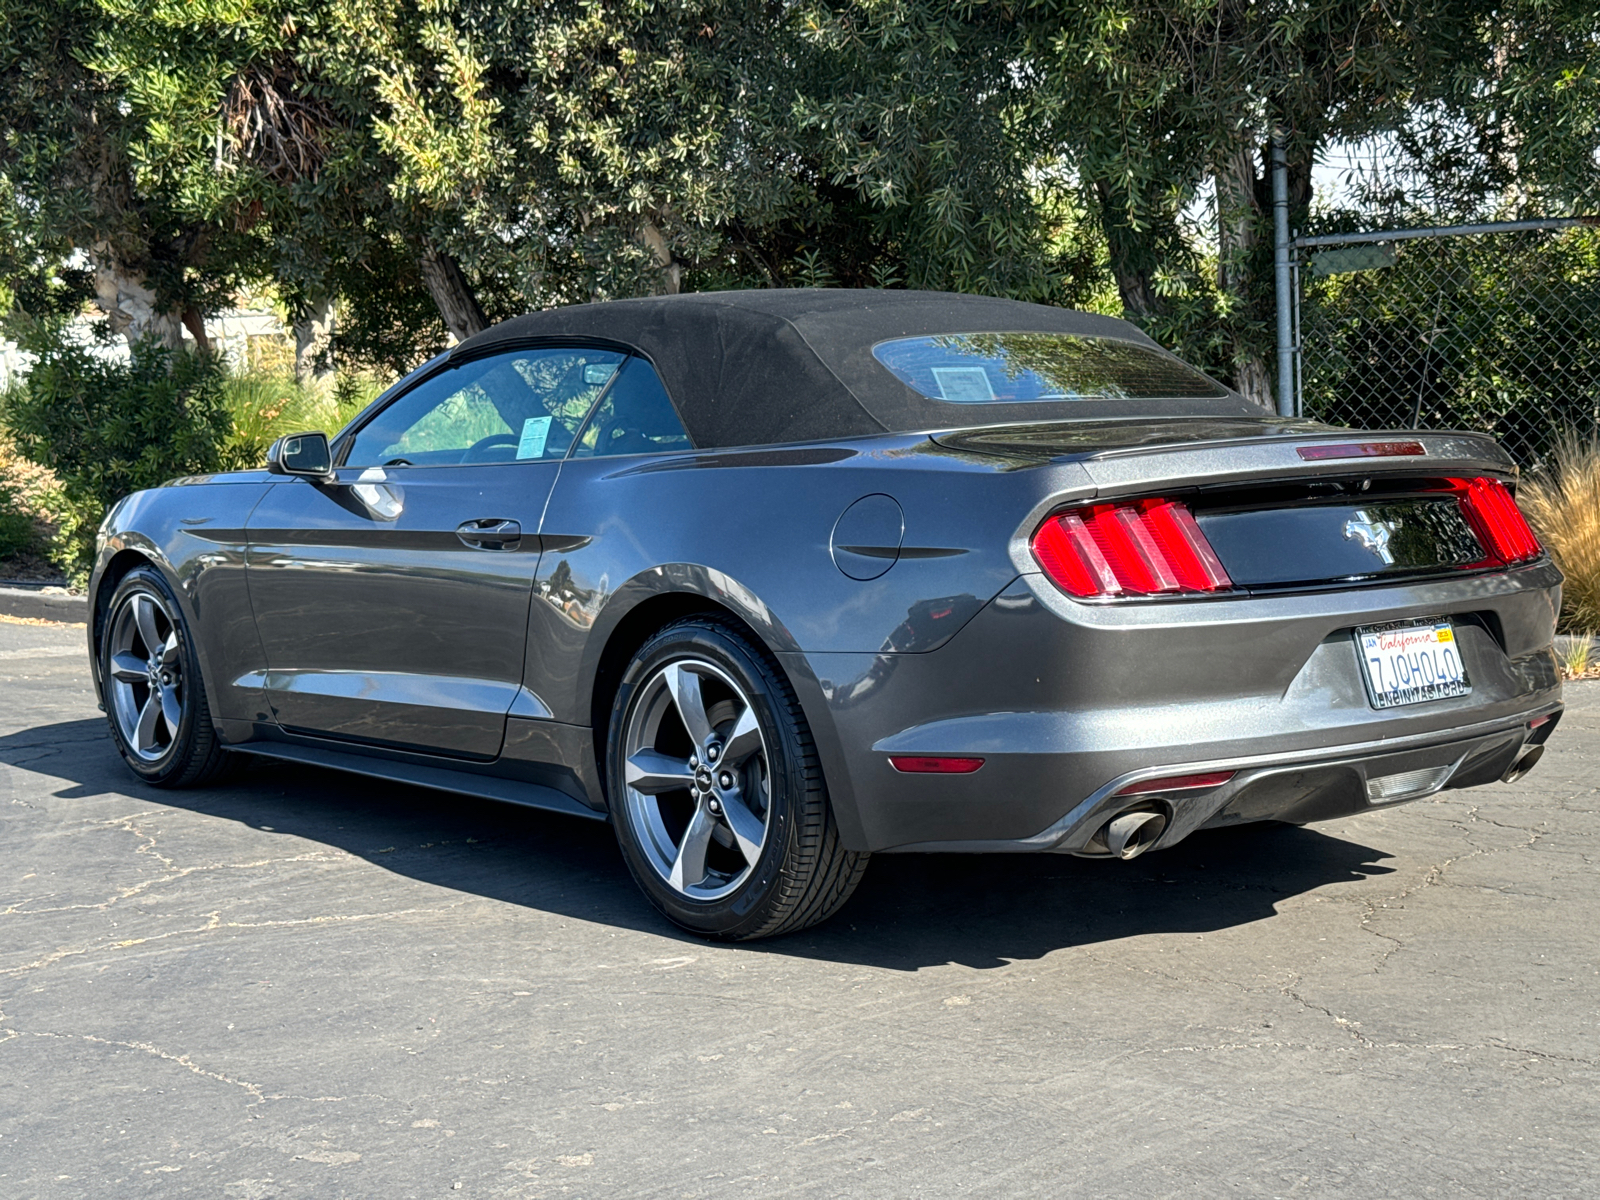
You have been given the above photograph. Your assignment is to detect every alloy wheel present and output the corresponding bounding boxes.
[621,658,771,901]
[107,590,186,762]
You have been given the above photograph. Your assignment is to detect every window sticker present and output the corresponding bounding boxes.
[931,366,995,403]
[516,415,553,459]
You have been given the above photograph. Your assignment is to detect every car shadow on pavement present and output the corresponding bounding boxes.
[3,719,1397,972]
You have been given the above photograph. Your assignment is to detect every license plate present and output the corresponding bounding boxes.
[1355,619,1472,709]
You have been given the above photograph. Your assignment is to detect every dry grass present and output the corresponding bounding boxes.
[1561,635,1597,681]
[1520,436,1600,634]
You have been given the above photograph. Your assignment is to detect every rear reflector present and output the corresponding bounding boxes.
[1297,441,1426,460]
[1115,771,1236,796]
[1443,477,1543,566]
[889,755,985,774]
[1032,499,1231,598]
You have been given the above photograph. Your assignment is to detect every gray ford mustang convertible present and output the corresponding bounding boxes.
[90,289,1563,939]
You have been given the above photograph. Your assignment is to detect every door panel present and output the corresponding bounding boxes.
[245,463,554,758]
[244,344,625,758]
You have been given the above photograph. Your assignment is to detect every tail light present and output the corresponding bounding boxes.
[889,755,985,774]
[1445,477,1542,566]
[1116,771,1236,796]
[1032,498,1231,598]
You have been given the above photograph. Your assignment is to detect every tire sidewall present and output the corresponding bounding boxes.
[606,620,805,937]
[101,566,208,785]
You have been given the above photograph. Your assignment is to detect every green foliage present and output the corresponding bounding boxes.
[331,371,388,422]
[5,0,1600,389]
[1019,0,1600,399]
[220,370,369,468]
[0,329,233,582]
[0,472,36,560]
[1301,226,1600,462]
[0,414,63,568]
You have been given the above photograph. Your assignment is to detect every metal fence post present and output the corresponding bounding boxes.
[1271,134,1294,418]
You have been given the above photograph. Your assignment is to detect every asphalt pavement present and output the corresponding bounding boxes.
[1,614,1596,1198]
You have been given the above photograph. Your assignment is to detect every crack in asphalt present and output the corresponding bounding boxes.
[0,845,356,919]
[1486,1041,1600,1068]
[1262,795,1578,1056]
[0,902,474,980]
[19,1030,269,1103]
[0,807,368,927]
[0,1020,402,1112]
[1353,803,1554,977]
[1277,976,1377,1047]
[0,734,108,753]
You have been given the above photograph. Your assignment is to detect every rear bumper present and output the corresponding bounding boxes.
[880,704,1561,856]
[783,558,1564,854]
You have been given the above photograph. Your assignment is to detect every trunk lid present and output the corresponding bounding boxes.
[938,419,1528,593]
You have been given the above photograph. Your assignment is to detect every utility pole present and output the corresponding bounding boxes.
[1271,132,1295,418]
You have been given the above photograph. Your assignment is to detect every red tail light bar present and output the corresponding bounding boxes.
[1443,477,1542,566]
[1031,498,1232,598]
[1031,476,1541,600]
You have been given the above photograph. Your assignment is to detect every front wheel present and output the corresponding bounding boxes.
[606,617,868,940]
[100,565,231,787]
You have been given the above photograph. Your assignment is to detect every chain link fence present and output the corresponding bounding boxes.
[1293,219,1600,465]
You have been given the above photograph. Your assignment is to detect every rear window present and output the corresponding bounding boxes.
[872,333,1229,403]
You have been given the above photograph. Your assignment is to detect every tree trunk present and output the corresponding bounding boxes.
[638,220,682,295]
[1092,180,1164,318]
[418,240,488,342]
[294,296,336,388]
[180,307,211,354]
[1214,145,1275,410]
[91,246,187,352]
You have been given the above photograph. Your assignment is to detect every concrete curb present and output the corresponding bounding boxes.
[0,584,89,624]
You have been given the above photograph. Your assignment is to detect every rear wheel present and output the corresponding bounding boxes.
[101,565,230,787]
[606,617,868,940]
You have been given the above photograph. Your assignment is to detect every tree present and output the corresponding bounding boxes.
[1020,0,1600,404]
[8,0,1596,393]
[0,0,276,347]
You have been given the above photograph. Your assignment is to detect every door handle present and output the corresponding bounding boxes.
[456,518,521,550]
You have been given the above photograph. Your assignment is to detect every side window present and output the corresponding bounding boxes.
[572,358,691,459]
[343,346,625,468]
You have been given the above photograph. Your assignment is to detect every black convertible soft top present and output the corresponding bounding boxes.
[453,289,1263,449]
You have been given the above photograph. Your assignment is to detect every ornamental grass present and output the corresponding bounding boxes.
[1520,435,1600,634]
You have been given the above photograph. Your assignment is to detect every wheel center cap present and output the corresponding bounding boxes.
[694,766,715,793]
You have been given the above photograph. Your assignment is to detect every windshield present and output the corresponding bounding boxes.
[872,333,1229,403]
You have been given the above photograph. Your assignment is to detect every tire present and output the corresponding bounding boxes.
[605,616,868,940]
[100,565,231,788]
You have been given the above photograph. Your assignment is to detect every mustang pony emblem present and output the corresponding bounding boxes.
[1343,511,1396,564]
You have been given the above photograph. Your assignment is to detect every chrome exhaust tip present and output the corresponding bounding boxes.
[1500,743,1545,785]
[1102,809,1169,861]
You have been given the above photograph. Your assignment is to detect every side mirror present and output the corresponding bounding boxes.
[267,431,334,480]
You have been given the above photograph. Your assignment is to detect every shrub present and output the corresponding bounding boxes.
[0,474,35,560]
[1520,436,1600,633]
[222,369,382,469]
[0,423,64,571]
[0,331,231,585]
